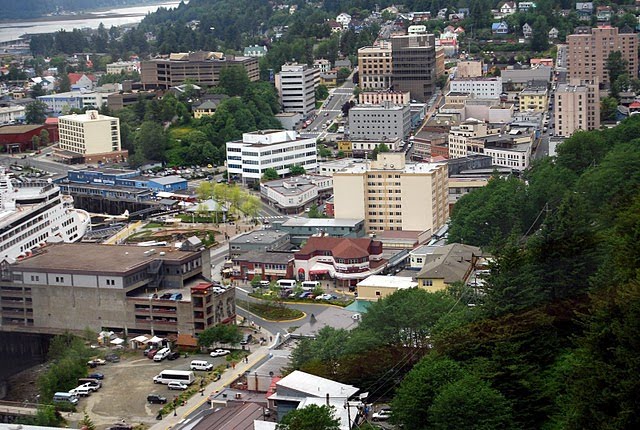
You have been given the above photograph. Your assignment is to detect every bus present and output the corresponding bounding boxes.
[276,279,297,288]
[153,370,195,385]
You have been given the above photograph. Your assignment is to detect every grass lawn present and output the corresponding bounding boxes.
[236,299,304,321]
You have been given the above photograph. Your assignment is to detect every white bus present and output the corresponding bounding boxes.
[276,279,297,288]
[153,370,195,385]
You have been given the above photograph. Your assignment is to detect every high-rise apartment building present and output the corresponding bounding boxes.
[275,63,319,118]
[567,26,638,85]
[140,51,259,89]
[358,43,393,90]
[58,110,121,156]
[390,34,437,102]
[555,79,601,137]
[333,153,448,233]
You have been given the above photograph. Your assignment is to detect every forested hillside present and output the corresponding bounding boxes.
[288,116,640,429]
[3,0,160,20]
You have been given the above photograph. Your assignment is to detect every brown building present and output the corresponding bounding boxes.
[141,51,259,89]
[391,34,437,102]
[357,43,393,90]
[567,26,638,86]
[0,242,234,336]
[555,78,601,137]
[0,124,58,152]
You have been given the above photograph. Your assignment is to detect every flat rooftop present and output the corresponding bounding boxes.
[281,218,362,228]
[14,243,199,274]
[230,230,289,245]
[357,274,418,289]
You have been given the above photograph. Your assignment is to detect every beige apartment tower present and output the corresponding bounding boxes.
[333,153,449,233]
[58,110,121,155]
[358,43,393,90]
[567,26,638,85]
[554,79,600,137]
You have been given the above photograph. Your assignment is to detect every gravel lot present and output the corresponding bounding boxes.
[80,352,230,428]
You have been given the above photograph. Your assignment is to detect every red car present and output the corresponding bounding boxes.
[147,349,158,359]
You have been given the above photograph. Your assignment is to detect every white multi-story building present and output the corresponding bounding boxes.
[449,77,503,99]
[348,102,411,140]
[447,118,502,159]
[333,153,449,233]
[58,110,121,156]
[38,91,114,115]
[0,105,25,124]
[226,130,317,184]
[275,63,319,118]
[260,174,333,213]
[106,61,140,74]
[336,12,352,28]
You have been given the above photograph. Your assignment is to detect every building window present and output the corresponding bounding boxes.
[424,279,433,286]
[55,276,64,283]
[375,291,381,296]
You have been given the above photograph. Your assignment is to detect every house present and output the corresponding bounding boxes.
[500,2,517,16]
[518,2,536,12]
[327,20,343,33]
[68,73,96,91]
[193,100,221,119]
[414,243,483,292]
[576,2,594,21]
[356,275,418,301]
[523,23,533,39]
[243,45,268,57]
[492,22,510,34]
[437,8,448,20]
[548,27,559,40]
[336,13,352,29]
[596,5,612,22]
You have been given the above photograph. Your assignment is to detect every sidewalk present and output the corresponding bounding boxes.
[149,331,274,430]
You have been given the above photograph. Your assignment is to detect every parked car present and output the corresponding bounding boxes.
[147,394,167,404]
[143,346,153,356]
[167,381,188,391]
[373,408,392,421]
[167,351,181,360]
[105,353,120,363]
[315,293,336,301]
[88,373,104,380]
[299,292,314,299]
[210,349,231,357]
[87,358,106,367]
[147,349,158,359]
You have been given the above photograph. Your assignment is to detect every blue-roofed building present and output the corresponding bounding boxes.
[147,175,188,192]
[492,22,509,34]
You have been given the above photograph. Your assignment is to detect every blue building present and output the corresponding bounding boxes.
[147,176,188,192]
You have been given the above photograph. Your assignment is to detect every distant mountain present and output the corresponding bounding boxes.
[3,0,164,20]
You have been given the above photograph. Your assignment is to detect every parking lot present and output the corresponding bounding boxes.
[78,351,232,428]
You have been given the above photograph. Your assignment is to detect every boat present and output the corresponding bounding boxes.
[0,170,91,263]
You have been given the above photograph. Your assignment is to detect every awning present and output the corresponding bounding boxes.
[310,269,329,275]
[148,336,164,344]
[132,335,149,343]
[110,337,124,345]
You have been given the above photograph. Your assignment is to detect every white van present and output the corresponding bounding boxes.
[153,347,171,362]
[301,281,320,291]
[190,360,213,371]
[70,385,91,397]
[259,280,270,288]
[53,392,78,405]
[276,279,296,288]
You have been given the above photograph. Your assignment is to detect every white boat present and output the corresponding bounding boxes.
[0,171,91,263]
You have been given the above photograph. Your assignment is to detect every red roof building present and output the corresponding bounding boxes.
[294,237,386,288]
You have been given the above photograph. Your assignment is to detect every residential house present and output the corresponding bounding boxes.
[500,2,517,16]
[576,2,594,21]
[492,22,510,34]
[518,2,536,12]
[336,13,352,29]
[415,243,483,292]
[68,73,96,91]
[356,275,418,301]
[193,100,220,119]
[523,23,533,39]
[548,27,559,40]
[596,5,612,22]
[243,45,268,57]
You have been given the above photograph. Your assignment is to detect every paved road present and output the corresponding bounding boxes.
[300,75,355,142]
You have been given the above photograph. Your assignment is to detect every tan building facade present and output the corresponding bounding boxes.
[555,79,601,137]
[567,26,638,85]
[448,119,502,159]
[333,153,449,233]
[456,61,483,78]
[58,110,121,155]
[358,44,393,90]
[358,90,410,105]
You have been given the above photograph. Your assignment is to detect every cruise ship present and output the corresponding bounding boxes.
[0,171,91,263]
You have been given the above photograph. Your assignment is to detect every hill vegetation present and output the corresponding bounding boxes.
[288,116,640,429]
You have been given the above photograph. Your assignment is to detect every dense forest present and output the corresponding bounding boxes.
[288,116,640,429]
[2,0,162,20]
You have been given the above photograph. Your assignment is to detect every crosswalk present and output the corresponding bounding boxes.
[256,215,289,221]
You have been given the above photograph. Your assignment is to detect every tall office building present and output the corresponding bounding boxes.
[555,79,600,137]
[567,26,638,85]
[333,153,449,233]
[358,42,393,90]
[275,63,319,118]
[58,110,121,156]
[390,34,437,102]
[140,51,259,89]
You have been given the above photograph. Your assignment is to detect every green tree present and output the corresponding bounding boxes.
[530,16,549,52]
[39,129,50,146]
[601,95,619,121]
[251,274,263,288]
[392,355,464,429]
[31,135,41,150]
[133,121,168,165]
[79,412,96,430]
[25,101,48,124]
[277,404,340,430]
[315,84,329,101]
[58,73,71,93]
[289,165,306,176]
[197,324,242,348]
[428,375,514,430]
[606,51,628,88]
[219,65,250,97]
[261,167,279,182]
[30,82,46,98]
[336,67,351,83]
